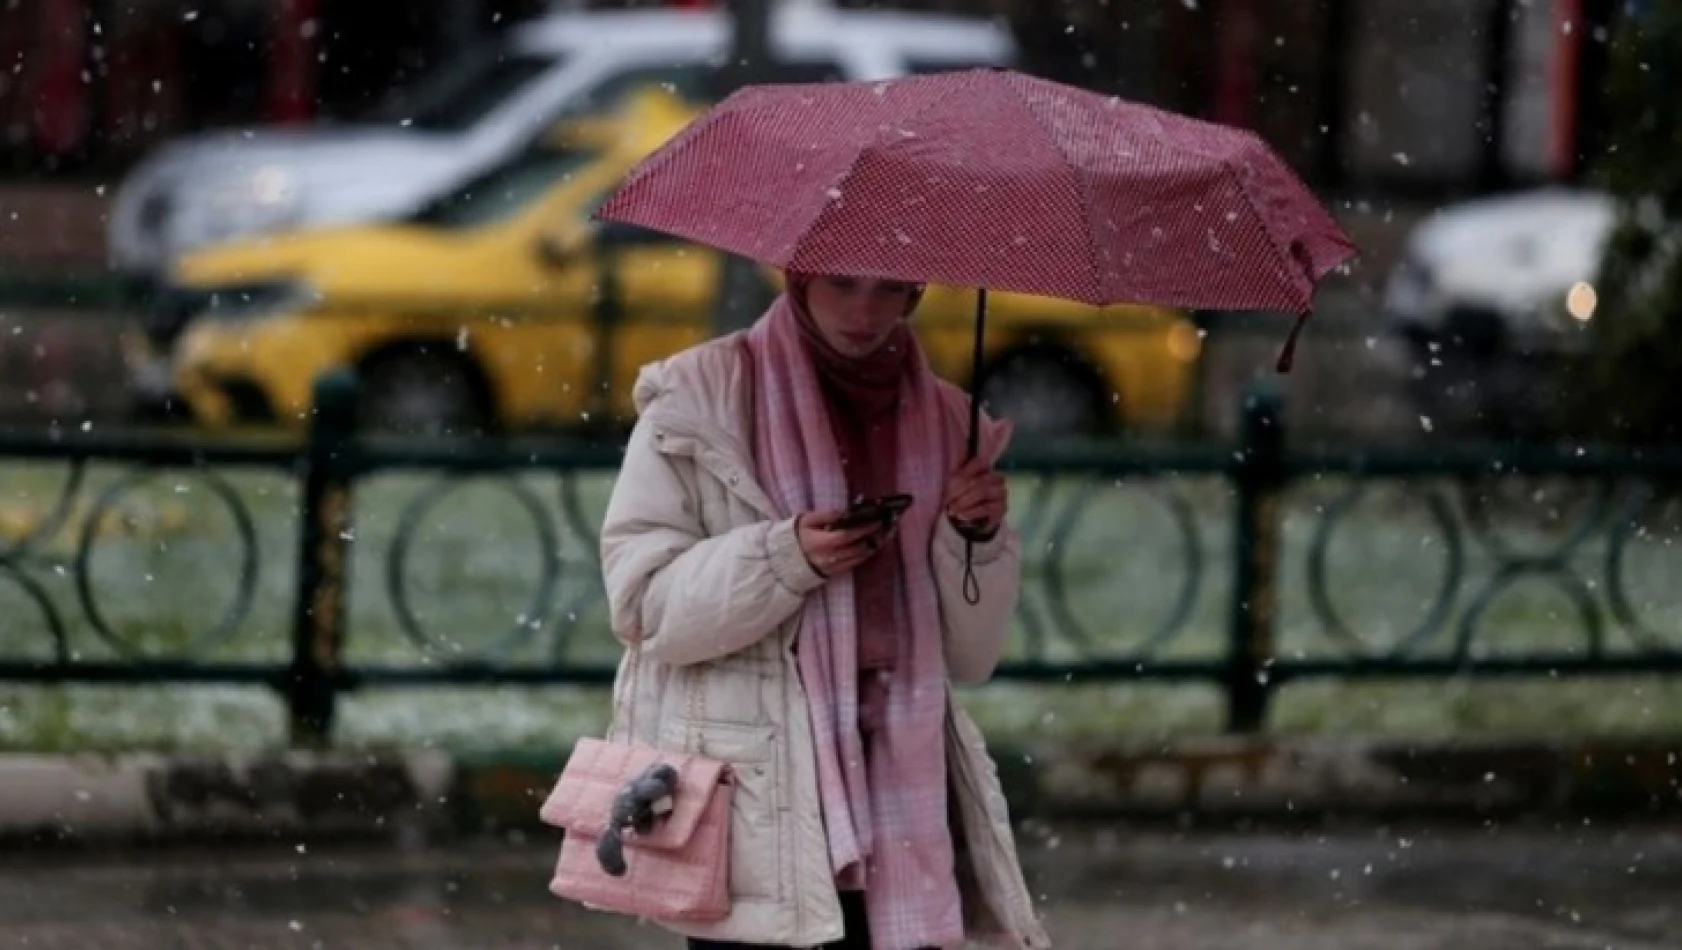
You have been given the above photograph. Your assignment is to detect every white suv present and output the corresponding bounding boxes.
[107,4,1015,289]
[1380,187,1616,435]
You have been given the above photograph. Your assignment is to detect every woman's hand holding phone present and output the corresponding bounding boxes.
[795,494,910,578]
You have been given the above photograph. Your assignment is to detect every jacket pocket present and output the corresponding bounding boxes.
[692,655,775,727]
[696,723,781,903]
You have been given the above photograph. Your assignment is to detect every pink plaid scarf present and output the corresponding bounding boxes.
[746,294,964,950]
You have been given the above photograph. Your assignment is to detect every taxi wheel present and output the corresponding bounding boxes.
[978,346,1115,441]
[357,347,492,437]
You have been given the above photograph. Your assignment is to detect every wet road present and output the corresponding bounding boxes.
[3,823,1679,949]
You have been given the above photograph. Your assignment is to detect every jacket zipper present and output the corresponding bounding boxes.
[786,640,804,943]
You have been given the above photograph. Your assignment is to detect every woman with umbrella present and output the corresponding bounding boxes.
[598,266,1040,949]
[589,68,1352,949]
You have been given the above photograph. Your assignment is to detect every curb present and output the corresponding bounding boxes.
[3,736,1679,846]
[0,750,454,846]
[1025,735,1682,821]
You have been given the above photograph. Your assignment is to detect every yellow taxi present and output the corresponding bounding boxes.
[151,86,1201,438]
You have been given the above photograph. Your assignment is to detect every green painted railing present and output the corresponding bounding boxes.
[1,371,1679,745]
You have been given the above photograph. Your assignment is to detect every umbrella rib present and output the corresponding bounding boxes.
[995,76,1106,305]
[781,78,971,276]
[782,147,874,271]
[1224,156,1315,312]
[1113,117,1338,310]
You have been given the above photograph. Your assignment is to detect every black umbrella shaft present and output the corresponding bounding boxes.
[967,287,988,460]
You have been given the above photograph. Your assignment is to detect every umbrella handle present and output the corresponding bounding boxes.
[960,288,988,606]
[966,288,986,460]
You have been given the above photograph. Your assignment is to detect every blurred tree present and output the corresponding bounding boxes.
[180,0,270,127]
[313,0,447,118]
[1582,0,1682,442]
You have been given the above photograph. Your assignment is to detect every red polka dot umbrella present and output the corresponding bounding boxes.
[593,67,1357,451]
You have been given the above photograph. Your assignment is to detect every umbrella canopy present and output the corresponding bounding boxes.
[592,67,1357,597]
[594,67,1356,323]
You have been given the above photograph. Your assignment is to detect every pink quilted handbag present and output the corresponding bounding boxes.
[540,657,735,923]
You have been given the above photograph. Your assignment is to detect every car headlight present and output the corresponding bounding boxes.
[144,279,316,349]
[1563,281,1597,324]
[198,279,318,322]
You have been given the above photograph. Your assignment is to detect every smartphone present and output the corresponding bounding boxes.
[829,493,914,530]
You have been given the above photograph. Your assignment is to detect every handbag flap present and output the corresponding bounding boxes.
[539,737,730,850]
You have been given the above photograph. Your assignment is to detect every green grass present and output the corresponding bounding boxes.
[2,460,1681,752]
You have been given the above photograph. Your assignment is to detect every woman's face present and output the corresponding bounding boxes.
[802,274,920,357]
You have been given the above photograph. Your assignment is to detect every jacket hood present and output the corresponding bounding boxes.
[631,332,752,422]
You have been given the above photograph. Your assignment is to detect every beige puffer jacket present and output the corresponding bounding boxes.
[596,334,1052,948]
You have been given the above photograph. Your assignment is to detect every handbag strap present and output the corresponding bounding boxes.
[684,666,704,753]
[616,644,643,744]
[615,641,708,754]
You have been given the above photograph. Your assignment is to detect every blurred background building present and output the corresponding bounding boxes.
[0,0,1657,440]
[0,0,1619,190]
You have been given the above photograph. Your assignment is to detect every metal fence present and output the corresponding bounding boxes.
[1,371,1679,746]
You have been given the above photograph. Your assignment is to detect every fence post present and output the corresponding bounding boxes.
[288,369,359,748]
[1227,379,1285,732]
[589,242,626,426]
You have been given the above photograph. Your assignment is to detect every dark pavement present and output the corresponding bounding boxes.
[2,823,1679,949]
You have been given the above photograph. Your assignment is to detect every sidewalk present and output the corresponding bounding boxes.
[3,734,1680,846]
[1,824,1677,949]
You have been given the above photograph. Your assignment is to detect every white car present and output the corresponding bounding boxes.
[107,4,1015,290]
[1379,187,1618,435]
[1383,188,1616,358]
